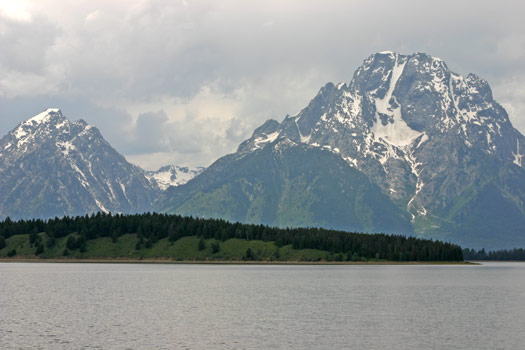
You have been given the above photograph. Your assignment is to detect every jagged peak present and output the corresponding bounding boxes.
[74,119,89,126]
[375,50,444,62]
[253,119,280,135]
[466,72,484,81]
[3,109,105,154]
[23,108,63,126]
[319,81,336,93]
[152,164,203,174]
[155,165,175,173]
[237,51,520,168]
[411,51,444,61]
[236,118,283,154]
[466,73,491,93]
[146,164,205,190]
[360,51,448,72]
[336,82,347,90]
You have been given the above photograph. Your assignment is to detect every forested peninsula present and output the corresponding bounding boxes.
[0,213,463,262]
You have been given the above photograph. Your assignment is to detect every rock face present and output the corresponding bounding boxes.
[0,109,160,219]
[146,165,205,191]
[157,52,525,249]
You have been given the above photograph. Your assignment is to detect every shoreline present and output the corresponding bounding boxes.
[0,257,477,265]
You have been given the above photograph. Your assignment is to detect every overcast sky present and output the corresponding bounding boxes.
[1,0,524,169]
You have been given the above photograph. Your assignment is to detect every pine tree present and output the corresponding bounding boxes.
[198,238,206,251]
[35,243,44,255]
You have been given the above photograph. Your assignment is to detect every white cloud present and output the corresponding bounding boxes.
[84,10,102,24]
[493,78,525,133]
[0,0,32,22]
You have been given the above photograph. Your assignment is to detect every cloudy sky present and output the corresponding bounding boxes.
[1,0,524,169]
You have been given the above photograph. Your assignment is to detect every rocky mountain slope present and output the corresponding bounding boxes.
[157,52,525,249]
[0,109,160,219]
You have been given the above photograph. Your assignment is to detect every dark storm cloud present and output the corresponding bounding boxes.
[1,0,524,168]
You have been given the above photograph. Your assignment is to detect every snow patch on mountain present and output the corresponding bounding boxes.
[514,139,523,167]
[24,108,60,125]
[253,132,280,150]
[57,141,76,156]
[146,165,205,190]
[94,199,109,213]
[371,56,422,147]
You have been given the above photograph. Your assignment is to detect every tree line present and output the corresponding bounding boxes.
[0,212,463,261]
[463,248,525,261]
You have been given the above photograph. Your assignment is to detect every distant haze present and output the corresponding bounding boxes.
[1,0,524,169]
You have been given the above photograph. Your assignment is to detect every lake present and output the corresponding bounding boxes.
[1,262,524,349]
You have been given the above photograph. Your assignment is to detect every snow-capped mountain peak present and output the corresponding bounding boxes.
[157,51,525,249]
[146,165,205,190]
[0,109,159,219]
[23,108,62,126]
[236,51,525,225]
[2,109,100,164]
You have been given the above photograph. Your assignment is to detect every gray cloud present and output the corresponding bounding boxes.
[129,110,170,154]
[0,0,524,169]
[0,15,59,74]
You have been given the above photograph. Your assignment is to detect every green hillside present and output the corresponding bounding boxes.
[0,212,463,262]
[0,234,349,262]
[156,144,413,235]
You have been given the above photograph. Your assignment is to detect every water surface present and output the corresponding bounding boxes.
[1,262,524,349]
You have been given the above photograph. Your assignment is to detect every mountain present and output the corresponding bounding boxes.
[0,109,160,219]
[156,52,525,249]
[156,142,412,234]
[146,165,205,190]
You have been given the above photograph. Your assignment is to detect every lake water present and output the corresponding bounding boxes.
[1,262,524,349]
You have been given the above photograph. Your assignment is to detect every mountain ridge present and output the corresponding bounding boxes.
[0,109,200,219]
[1,52,524,249]
[157,52,525,249]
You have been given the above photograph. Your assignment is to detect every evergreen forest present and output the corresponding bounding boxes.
[463,248,525,261]
[0,212,463,261]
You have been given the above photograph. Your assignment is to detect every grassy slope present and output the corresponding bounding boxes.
[0,233,340,262]
[159,145,413,235]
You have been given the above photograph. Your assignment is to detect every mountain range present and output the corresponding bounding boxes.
[1,52,524,249]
